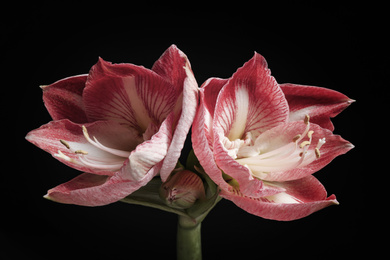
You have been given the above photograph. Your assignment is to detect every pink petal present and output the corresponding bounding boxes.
[83,58,177,134]
[41,74,88,123]
[213,52,289,139]
[192,86,233,193]
[149,45,200,180]
[45,164,159,206]
[152,44,191,93]
[221,175,338,221]
[159,65,199,180]
[210,53,289,197]
[280,83,354,131]
[199,77,229,148]
[25,119,142,176]
[121,114,173,181]
[256,122,354,182]
[213,130,267,197]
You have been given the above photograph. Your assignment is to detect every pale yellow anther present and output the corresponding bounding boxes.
[304,114,310,125]
[299,141,311,148]
[315,148,321,158]
[292,134,301,142]
[82,125,89,137]
[307,130,314,139]
[75,150,88,155]
[60,139,70,149]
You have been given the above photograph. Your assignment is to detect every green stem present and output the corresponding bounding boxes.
[177,215,202,260]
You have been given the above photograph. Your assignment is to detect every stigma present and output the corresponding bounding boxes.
[234,115,326,179]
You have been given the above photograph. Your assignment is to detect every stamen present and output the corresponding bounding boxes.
[54,150,76,163]
[304,114,310,125]
[292,134,301,142]
[315,148,321,158]
[307,130,314,139]
[299,141,311,148]
[60,139,70,149]
[75,150,88,155]
[82,125,131,158]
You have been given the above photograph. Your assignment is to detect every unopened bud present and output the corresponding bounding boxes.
[159,170,206,209]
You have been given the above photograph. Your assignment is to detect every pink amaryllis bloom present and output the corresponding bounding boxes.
[26,45,198,206]
[192,52,354,221]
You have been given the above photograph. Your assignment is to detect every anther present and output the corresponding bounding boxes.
[75,150,88,155]
[292,134,301,142]
[307,130,314,139]
[82,125,89,138]
[299,141,311,148]
[304,114,310,125]
[315,148,321,158]
[60,139,70,149]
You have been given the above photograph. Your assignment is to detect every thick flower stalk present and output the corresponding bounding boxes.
[25,45,198,206]
[192,52,354,221]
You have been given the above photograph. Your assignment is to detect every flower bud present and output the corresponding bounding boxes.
[159,170,206,209]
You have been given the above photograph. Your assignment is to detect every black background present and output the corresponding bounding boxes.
[5,2,381,259]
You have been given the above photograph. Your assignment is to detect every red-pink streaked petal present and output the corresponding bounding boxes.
[256,122,354,182]
[160,65,199,181]
[42,74,88,123]
[202,77,228,117]
[121,113,173,181]
[221,175,338,221]
[83,58,177,133]
[280,83,354,131]
[152,44,191,93]
[213,131,268,197]
[45,164,159,206]
[192,90,233,193]
[214,52,289,139]
[197,78,229,149]
[25,119,141,176]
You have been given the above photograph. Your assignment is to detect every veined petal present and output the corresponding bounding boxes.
[280,83,354,131]
[152,44,191,93]
[83,58,177,134]
[198,78,229,149]
[121,113,173,181]
[41,74,88,123]
[247,121,354,182]
[214,53,289,140]
[160,64,199,180]
[45,165,158,206]
[25,119,141,176]
[213,129,266,197]
[192,89,233,193]
[221,175,338,221]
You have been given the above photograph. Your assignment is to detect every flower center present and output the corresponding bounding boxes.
[55,125,131,172]
[226,115,326,179]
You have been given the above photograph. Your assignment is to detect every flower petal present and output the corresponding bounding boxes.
[221,175,338,221]
[41,74,88,123]
[159,64,199,180]
[252,122,354,182]
[214,52,289,139]
[192,86,233,193]
[152,44,191,93]
[150,45,200,180]
[83,58,177,134]
[121,113,173,181]
[25,119,142,176]
[45,164,159,206]
[280,83,354,131]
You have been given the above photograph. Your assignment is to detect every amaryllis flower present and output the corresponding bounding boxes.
[26,45,198,206]
[192,52,354,221]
